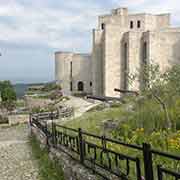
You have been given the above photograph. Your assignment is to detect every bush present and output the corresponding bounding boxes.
[0,81,17,111]
[0,115,8,124]
[29,135,64,180]
[42,83,61,92]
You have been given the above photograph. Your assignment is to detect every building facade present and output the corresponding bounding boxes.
[55,52,92,95]
[55,8,180,97]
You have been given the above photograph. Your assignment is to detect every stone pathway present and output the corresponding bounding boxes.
[59,96,102,118]
[0,124,39,180]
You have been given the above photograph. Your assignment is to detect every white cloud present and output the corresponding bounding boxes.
[0,0,180,51]
[0,1,104,51]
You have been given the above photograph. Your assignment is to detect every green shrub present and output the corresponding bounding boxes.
[29,135,64,180]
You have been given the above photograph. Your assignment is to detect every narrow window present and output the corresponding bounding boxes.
[101,23,105,30]
[70,61,72,78]
[143,42,147,64]
[124,43,128,90]
[70,81,73,91]
[130,21,133,29]
[137,20,141,28]
[90,81,92,87]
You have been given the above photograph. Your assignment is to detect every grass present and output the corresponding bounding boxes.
[61,106,128,135]
[60,97,180,179]
[29,135,64,180]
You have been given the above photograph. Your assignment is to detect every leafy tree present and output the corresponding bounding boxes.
[129,63,180,130]
[0,81,17,111]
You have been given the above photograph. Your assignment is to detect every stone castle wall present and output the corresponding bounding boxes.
[92,7,180,97]
[55,52,92,95]
[55,7,180,97]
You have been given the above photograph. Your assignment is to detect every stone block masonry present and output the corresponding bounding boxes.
[55,7,180,97]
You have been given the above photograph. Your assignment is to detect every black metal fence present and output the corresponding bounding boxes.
[30,112,180,180]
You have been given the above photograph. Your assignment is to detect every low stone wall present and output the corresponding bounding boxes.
[8,114,29,126]
[31,126,98,180]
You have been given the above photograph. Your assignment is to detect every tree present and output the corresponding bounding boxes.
[129,63,180,130]
[0,81,17,111]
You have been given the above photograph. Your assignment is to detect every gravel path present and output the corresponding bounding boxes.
[0,124,39,180]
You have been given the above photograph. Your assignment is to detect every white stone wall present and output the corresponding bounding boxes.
[103,25,126,97]
[92,7,178,97]
[92,29,104,95]
[55,7,180,97]
[72,54,92,93]
[148,31,180,72]
[55,52,73,94]
[55,52,92,95]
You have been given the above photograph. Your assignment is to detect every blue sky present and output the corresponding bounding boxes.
[0,0,180,84]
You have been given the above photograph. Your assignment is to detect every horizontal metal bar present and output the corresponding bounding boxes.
[152,149,180,160]
[55,124,78,132]
[82,131,142,150]
[159,166,180,178]
[105,137,142,150]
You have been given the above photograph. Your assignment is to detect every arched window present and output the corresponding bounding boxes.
[130,21,133,29]
[101,23,105,30]
[124,42,128,90]
[77,81,84,91]
[137,20,141,28]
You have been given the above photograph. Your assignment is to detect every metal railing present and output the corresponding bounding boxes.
[30,112,180,180]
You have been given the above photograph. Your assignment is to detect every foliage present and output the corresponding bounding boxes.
[129,63,180,130]
[0,81,17,111]
[60,64,180,178]
[29,135,64,180]
[42,83,61,92]
[62,106,128,135]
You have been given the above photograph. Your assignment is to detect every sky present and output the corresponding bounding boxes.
[0,0,180,84]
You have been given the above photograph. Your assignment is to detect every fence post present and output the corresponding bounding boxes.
[78,128,84,164]
[143,143,154,180]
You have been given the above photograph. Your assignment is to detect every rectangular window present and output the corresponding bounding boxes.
[137,20,141,28]
[130,21,133,29]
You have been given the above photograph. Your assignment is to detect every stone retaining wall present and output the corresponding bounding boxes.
[8,114,29,126]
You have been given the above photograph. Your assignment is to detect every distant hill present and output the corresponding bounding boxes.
[13,82,54,98]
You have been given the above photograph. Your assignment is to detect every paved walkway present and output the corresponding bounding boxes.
[0,124,39,180]
[59,96,102,118]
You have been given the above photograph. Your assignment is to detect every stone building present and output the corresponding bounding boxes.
[55,52,92,95]
[55,7,180,97]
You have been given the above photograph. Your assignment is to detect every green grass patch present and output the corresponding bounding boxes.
[61,106,128,135]
[29,135,64,180]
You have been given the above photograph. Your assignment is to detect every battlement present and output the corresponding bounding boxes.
[111,8,128,16]
[98,7,170,31]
